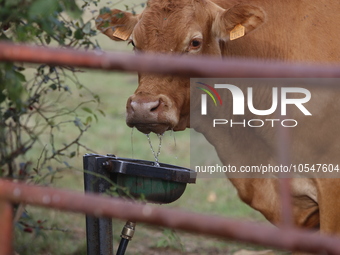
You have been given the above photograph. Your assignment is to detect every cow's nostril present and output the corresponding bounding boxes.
[150,100,161,112]
[129,98,161,113]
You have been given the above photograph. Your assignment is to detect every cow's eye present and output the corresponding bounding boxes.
[189,38,202,51]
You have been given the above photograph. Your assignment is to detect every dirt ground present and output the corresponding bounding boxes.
[117,224,287,255]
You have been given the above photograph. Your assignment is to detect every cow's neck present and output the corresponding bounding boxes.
[193,114,282,223]
[192,83,282,223]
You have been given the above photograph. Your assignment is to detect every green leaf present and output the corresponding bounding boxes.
[82,107,93,114]
[47,120,55,126]
[49,84,57,90]
[99,7,111,15]
[94,94,100,102]
[14,71,26,82]
[45,35,51,45]
[29,0,59,18]
[60,0,82,19]
[74,28,84,40]
[82,21,91,34]
[115,12,125,19]
[0,91,6,104]
[5,68,25,108]
[85,116,92,125]
[98,109,106,117]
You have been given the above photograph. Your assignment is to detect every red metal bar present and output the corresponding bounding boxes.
[0,200,13,255]
[1,41,340,78]
[278,178,293,228]
[278,126,293,228]
[0,179,338,254]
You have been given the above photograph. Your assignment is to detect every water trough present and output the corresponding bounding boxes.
[83,153,196,255]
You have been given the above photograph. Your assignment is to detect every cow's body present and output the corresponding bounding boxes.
[97,0,340,235]
[215,0,340,63]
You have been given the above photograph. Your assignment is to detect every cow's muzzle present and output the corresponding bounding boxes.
[126,93,178,134]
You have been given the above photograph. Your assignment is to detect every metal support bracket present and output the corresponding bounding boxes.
[83,154,115,255]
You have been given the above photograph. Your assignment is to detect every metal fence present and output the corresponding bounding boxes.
[1,41,340,255]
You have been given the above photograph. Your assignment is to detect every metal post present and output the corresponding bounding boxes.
[0,200,13,255]
[83,154,113,255]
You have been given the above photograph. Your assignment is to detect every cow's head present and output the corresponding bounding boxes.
[97,0,265,134]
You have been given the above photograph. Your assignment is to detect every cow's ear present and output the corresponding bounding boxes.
[213,4,265,41]
[96,9,139,41]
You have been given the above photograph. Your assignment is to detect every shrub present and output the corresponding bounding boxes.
[0,0,102,182]
[0,0,106,245]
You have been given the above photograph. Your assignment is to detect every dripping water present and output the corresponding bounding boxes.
[146,133,164,167]
[130,127,135,158]
[170,129,178,160]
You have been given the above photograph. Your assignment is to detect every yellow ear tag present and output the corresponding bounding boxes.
[112,27,130,41]
[230,24,245,41]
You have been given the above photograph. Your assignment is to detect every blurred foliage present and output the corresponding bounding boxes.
[0,0,105,181]
[0,0,100,47]
[0,0,109,239]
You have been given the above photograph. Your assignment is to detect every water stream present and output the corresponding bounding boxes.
[146,133,164,167]
[130,127,135,158]
[169,129,178,160]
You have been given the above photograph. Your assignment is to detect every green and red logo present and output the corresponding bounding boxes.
[196,82,222,115]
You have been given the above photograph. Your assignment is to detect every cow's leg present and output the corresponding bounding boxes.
[318,179,340,235]
[290,179,320,229]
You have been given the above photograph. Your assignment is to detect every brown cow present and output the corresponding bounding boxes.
[97,0,340,236]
